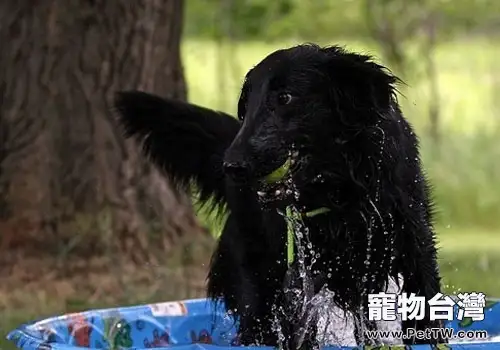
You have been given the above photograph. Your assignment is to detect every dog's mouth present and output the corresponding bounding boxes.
[256,150,301,203]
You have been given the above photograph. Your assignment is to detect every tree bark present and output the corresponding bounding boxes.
[0,0,208,260]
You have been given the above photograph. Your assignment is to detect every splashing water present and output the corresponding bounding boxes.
[270,203,405,348]
[268,137,404,348]
[270,174,321,349]
[276,206,313,347]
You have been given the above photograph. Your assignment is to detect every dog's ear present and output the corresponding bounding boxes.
[237,69,254,121]
[322,46,399,112]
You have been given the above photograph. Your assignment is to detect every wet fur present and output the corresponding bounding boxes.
[114,44,445,348]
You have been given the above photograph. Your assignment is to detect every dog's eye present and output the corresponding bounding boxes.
[277,92,292,106]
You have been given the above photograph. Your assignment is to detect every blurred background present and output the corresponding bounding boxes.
[1,1,499,348]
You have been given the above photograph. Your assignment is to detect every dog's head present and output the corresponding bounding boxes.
[223,44,400,201]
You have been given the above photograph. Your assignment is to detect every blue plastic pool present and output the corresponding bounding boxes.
[6,298,500,350]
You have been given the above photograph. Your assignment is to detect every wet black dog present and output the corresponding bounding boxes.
[114,44,445,349]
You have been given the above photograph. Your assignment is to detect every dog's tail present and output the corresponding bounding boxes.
[113,90,240,214]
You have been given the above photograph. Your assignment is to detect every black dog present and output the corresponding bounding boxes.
[114,44,445,348]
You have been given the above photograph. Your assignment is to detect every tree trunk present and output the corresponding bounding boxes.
[0,1,208,261]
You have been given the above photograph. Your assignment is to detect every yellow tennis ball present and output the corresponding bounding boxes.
[264,157,291,184]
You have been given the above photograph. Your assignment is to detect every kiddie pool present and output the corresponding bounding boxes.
[6,298,500,350]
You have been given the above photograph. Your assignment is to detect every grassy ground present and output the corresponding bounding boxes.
[183,38,500,229]
[1,38,500,349]
[438,228,500,295]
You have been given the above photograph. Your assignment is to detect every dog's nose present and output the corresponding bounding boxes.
[223,161,250,181]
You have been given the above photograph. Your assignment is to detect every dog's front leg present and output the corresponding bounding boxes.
[400,237,447,345]
[352,303,380,347]
[239,312,273,346]
[238,308,282,347]
[235,279,280,346]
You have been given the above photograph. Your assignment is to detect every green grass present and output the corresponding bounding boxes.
[183,38,500,298]
[438,228,500,296]
[182,38,500,230]
[182,36,500,302]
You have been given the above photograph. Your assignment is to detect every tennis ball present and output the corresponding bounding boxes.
[264,157,291,184]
